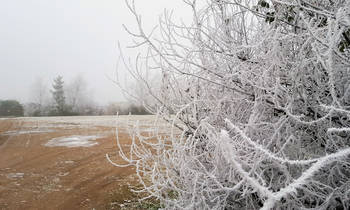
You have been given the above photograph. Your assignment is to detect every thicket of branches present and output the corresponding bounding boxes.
[112,0,350,209]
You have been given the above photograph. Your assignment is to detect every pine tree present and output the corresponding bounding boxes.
[51,76,66,115]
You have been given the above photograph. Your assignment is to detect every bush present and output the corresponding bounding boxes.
[112,1,350,209]
[0,100,24,117]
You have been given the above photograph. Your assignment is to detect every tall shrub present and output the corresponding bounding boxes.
[111,1,350,209]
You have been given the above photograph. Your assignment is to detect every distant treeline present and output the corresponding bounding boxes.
[24,101,150,116]
[0,99,150,118]
[1,76,151,117]
[0,75,151,118]
[104,102,151,115]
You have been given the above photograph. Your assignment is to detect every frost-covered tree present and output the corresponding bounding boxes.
[65,75,86,112]
[65,74,95,115]
[30,77,48,116]
[51,76,66,115]
[110,0,350,209]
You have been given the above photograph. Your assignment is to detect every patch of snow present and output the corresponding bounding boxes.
[58,172,69,177]
[7,173,24,179]
[44,135,104,148]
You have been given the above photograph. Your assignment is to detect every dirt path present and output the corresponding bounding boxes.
[0,118,140,210]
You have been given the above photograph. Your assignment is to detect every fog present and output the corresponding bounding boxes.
[0,0,191,105]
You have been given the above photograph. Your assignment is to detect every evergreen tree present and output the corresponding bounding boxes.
[51,76,66,115]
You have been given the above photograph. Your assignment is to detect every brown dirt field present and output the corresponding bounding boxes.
[0,118,144,210]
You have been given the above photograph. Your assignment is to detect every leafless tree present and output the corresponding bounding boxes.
[30,77,48,115]
[65,74,89,113]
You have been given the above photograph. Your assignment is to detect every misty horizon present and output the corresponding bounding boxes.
[0,0,190,105]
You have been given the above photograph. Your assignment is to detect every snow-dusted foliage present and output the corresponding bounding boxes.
[111,0,350,209]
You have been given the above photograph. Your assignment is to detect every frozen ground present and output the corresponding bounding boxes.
[18,115,157,127]
[11,115,179,134]
[0,117,141,209]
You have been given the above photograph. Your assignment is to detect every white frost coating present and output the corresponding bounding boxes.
[44,135,103,148]
[1,129,55,136]
[327,127,350,133]
[14,115,170,133]
[18,115,161,128]
[222,125,350,210]
[225,119,320,165]
[220,130,273,199]
[262,146,350,210]
[7,173,24,179]
[110,0,350,209]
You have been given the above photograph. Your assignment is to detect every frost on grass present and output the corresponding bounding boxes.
[1,129,55,136]
[111,0,350,209]
[44,135,103,148]
[21,115,157,129]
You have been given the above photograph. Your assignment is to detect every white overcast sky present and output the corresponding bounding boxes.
[0,0,192,105]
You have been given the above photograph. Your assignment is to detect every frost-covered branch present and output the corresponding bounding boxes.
[111,0,350,209]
